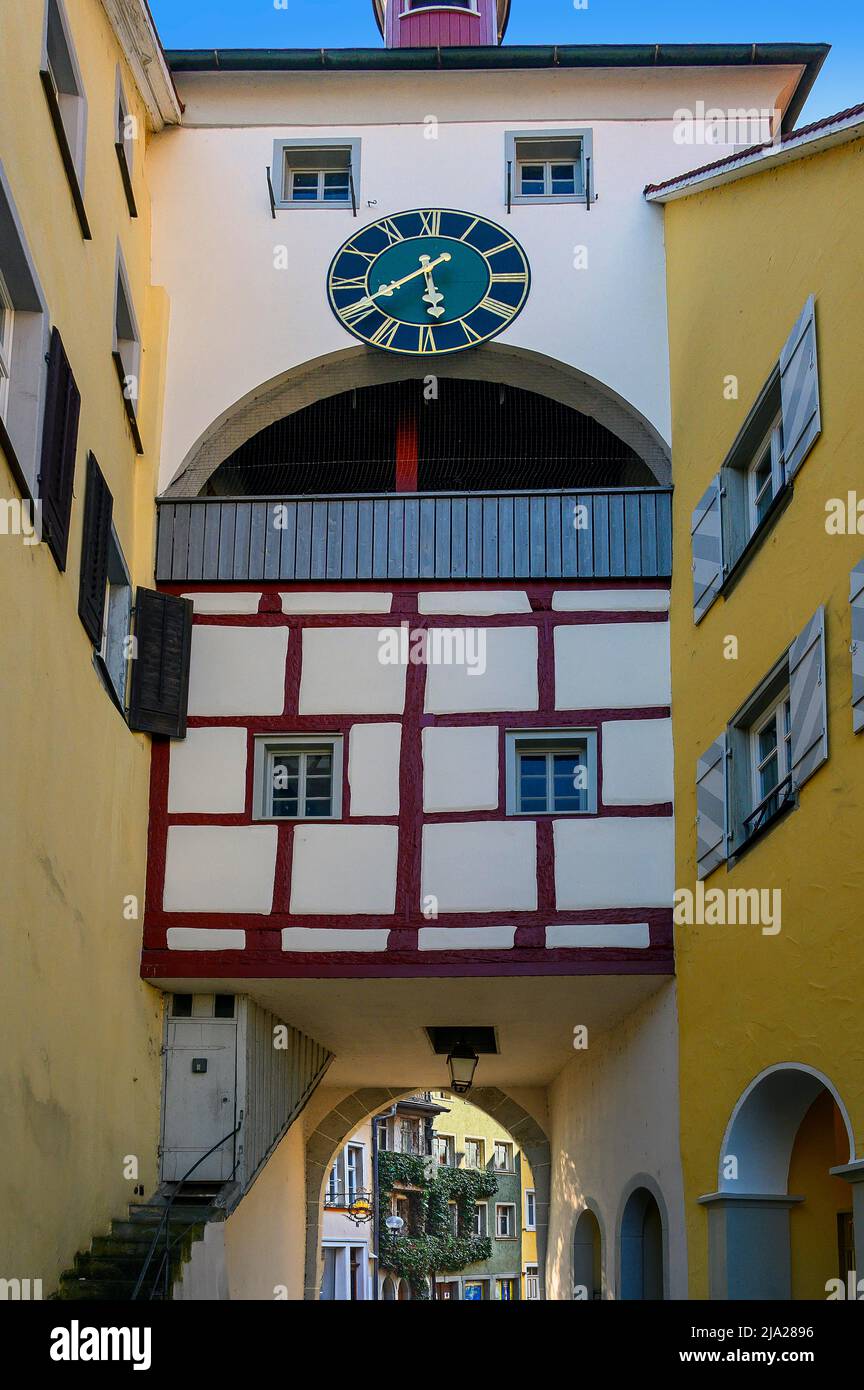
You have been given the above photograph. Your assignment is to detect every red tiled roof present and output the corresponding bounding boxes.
[644,99,864,195]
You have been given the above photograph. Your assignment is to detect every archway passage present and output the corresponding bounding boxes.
[202,379,655,497]
[705,1064,857,1300]
[620,1188,665,1301]
[306,1086,551,1301]
[572,1207,602,1301]
[163,343,671,496]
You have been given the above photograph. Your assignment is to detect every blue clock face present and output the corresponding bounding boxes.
[327,208,531,355]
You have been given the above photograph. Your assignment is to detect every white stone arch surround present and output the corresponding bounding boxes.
[718,1062,855,1194]
[305,1085,551,1301]
[615,1172,671,1301]
[162,342,672,497]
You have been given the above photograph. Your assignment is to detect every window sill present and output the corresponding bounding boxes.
[509,194,594,207]
[112,350,144,454]
[273,201,353,211]
[40,71,91,241]
[719,479,793,601]
[115,143,138,218]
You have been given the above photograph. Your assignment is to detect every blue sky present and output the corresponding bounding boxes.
[150,0,863,124]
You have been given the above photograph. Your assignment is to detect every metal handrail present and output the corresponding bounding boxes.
[131,1118,242,1302]
[743,773,794,841]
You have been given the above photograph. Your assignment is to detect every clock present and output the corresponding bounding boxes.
[327,208,530,355]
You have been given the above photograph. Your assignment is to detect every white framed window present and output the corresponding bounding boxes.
[495,1204,516,1238]
[474,1202,488,1238]
[253,734,343,821]
[463,1137,484,1169]
[0,162,50,490]
[272,140,360,210]
[326,1159,341,1207]
[346,1144,364,1203]
[751,691,792,809]
[97,526,133,709]
[115,68,137,217]
[747,414,784,534]
[41,0,88,194]
[495,1276,518,1300]
[494,1141,513,1173]
[506,130,593,206]
[113,247,141,426]
[506,729,597,815]
[0,267,13,420]
[433,1133,455,1167]
[406,1,476,11]
[524,1265,540,1300]
[524,1189,536,1230]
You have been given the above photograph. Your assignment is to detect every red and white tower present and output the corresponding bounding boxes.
[373,0,509,49]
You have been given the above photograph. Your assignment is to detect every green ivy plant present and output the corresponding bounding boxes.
[377,1152,499,1300]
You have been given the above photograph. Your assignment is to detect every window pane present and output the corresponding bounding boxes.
[306,753,331,775]
[550,163,576,194]
[323,172,349,201]
[519,164,545,195]
[759,753,779,800]
[291,172,319,200]
[758,722,778,763]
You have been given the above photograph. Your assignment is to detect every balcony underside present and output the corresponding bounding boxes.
[136,972,675,1089]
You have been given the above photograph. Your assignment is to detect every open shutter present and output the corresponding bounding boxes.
[696,733,728,880]
[789,605,828,787]
[77,453,114,646]
[851,562,864,733]
[691,475,724,623]
[128,589,193,738]
[780,296,820,478]
[39,327,81,571]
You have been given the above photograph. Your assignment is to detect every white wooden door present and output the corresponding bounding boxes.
[161,1019,237,1182]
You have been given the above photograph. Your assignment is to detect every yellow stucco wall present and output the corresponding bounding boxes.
[0,0,170,1290]
[663,134,864,1297]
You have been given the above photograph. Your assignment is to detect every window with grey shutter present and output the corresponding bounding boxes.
[780,295,820,478]
[691,474,724,623]
[696,733,727,879]
[38,326,80,571]
[850,562,864,733]
[128,589,193,739]
[77,453,113,646]
[788,605,827,787]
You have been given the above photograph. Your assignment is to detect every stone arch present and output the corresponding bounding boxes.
[718,1063,854,1194]
[305,1085,551,1301]
[616,1173,671,1301]
[705,1063,859,1300]
[163,343,671,497]
[571,1201,604,1301]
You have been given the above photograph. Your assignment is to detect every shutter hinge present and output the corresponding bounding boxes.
[850,641,858,655]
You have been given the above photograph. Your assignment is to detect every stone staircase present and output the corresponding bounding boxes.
[55,1192,215,1301]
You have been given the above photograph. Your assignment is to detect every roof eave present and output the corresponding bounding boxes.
[101,0,182,127]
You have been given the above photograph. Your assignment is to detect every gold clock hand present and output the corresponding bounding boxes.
[357,252,452,307]
[419,254,446,319]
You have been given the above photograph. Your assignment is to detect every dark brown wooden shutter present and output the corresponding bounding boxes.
[77,453,114,645]
[39,327,81,571]
[128,588,193,738]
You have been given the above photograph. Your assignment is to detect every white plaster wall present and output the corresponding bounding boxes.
[554,817,673,909]
[281,592,392,614]
[290,825,399,913]
[418,591,531,615]
[601,718,674,806]
[348,722,402,816]
[172,1222,229,1301]
[148,65,796,488]
[423,725,499,812]
[424,627,537,713]
[546,981,687,1300]
[222,1119,307,1299]
[182,592,262,614]
[187,626,289,716]
[163,825,278,913]
[421,821,536,912]
[552,589,669,612]
[168,726,248,814]
[299,628,407,714]
[554,622,670,709]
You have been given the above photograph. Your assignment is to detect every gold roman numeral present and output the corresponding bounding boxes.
[369,316,401,348]
[461,320,484,345]
[419,210,442,237]
[331,275,368,291]
[477,296,515,320]
[490,273,526,284]
[341,298,379,327]
[418,325,437,353]
[459,217,481,242]
[486,238,517,256]
[346,246,378,265]
[378,219,405,246]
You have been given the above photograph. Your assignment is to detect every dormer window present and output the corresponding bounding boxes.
[407,1,474,9]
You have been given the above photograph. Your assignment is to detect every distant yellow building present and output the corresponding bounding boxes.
[0,0,179,1289]
[647,106,864,1299]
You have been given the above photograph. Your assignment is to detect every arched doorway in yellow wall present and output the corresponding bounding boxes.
[705,1063,858,1300]
[572,1205,603,1300]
